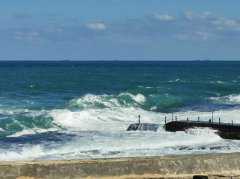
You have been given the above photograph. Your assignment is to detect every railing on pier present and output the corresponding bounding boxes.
[164,112,240,140]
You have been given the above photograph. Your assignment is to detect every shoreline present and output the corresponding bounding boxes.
[1,153,240,178]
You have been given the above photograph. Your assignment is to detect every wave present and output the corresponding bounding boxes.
[2,92,240,136]
[51,93,163,131]
[0,128,222,161]
[209,80,226,85]
[168,78,186,83]
[69,93,185,113]
[2,92,240,160]
[7,128,58,138]
[210,94,240,105]
[69,93,146,109]
[0,108,60,137]
[0,108,32,116]
[0,145,44,161]
[50,108,158,131]
[50,106,240,133]
[0,93,148,136]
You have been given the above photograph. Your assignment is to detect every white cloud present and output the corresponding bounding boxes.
[183,11,213,21]
[175,31,212,41]
[195,31,211,40]
[153,14,175,22]
[10,11,240,44]
[86,22,107,31]
[15,31,40,41]
[212,18,240,30]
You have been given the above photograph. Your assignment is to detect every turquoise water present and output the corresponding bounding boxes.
[1,61,240,160]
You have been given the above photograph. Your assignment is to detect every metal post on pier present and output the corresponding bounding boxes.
[212,111,214,123]
[175,116,178,121]
[165,116,167,124]
[219,117,221,125]
[232,120,234,126]
[187,117,189,121]
[198,116,200,122]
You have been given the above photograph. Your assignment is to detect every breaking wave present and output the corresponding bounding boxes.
[0,128,223,161]
[0,108,59,138]
[49,93,240,131]
[210,94,240,105]
[69,93,146,109]
[1,92,240,161]
[2,92,240,135]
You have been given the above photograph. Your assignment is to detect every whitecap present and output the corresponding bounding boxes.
[0,145,44,161]
[119,93,146,104]
[7,128,58,138]
[210,94,240,105]
[69,92,146,109]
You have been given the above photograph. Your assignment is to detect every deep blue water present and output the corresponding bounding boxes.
[1,61,240,160]
[1,61,240,110]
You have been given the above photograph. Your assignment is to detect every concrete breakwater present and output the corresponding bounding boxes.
[165,120,240,140]
[1,153,240,179]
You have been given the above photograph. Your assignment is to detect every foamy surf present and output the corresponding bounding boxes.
[210,94,240,105]
[50,97,240,132]
[7,128,58,138]
[1,61,240,161]
[0,127,223,161]
[1,93,240,161]
[1,92,240,161]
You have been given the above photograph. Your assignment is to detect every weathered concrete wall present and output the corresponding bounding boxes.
[1,153,240,179]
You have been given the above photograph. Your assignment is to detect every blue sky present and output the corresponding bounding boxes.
[1,0,240,60]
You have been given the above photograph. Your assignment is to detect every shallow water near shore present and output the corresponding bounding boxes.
[1,61,240,161]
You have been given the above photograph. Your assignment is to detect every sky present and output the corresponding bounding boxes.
[1,0,240,60]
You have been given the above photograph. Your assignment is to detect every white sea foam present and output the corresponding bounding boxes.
[69,93,146,109]
[55,130,221,158]
[0,108,47,117]
[168,78,180,83]
[70,94,120,108]
[0,145,44,161]
[210,80,226,84]
[119,93,146,104]
[50,107,160,131]
[2,93,240,161]
[51,95,240,132]
[210,94,240,104]
[7,128,58,138]
[0,127,223,161]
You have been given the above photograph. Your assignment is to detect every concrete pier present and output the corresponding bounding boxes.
[165,120,240,139]
[1,153,240,178]
[127,123,159,131]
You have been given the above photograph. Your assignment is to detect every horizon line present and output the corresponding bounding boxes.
[0,59,240,62]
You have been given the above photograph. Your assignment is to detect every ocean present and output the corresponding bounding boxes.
[0,61,240,161]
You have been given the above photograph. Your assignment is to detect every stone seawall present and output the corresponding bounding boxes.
[1,153,240,179]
